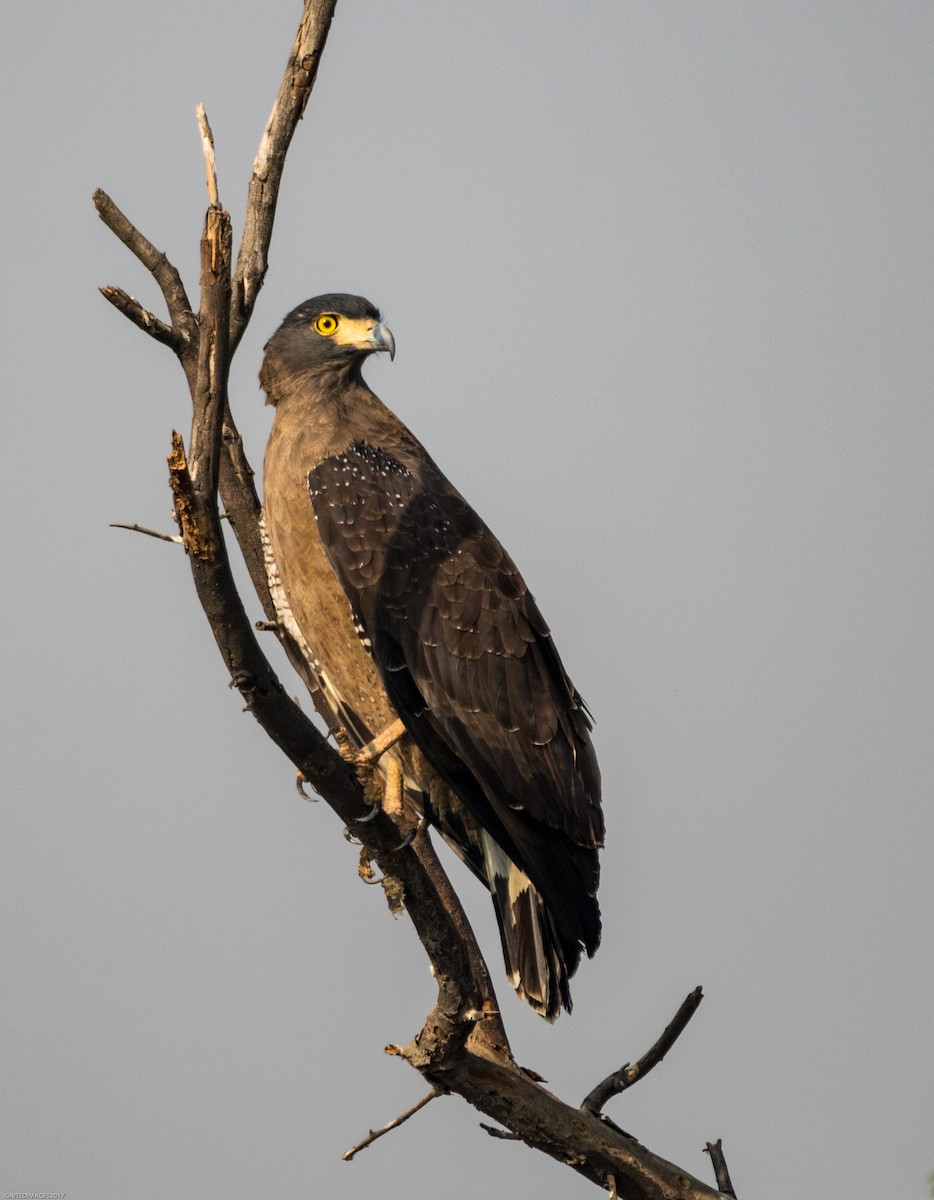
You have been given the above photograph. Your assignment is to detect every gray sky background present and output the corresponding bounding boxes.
[2,3,932,1197]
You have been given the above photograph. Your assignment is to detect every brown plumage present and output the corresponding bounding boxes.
[261,294,604,1018]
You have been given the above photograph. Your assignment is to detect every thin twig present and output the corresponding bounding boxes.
[110,522,182,545]
[195,103,219,207]
[581,986,704,1115]
[342,1087,445,1161]
[705,1140,737,1198]
[479,1122,520,1141]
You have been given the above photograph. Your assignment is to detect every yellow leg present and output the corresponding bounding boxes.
[383,755,405,821]
[355,718,407,765]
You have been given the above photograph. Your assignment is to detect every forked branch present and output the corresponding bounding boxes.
[93,189,198,360]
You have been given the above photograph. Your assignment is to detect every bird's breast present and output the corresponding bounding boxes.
[263,415,396,744]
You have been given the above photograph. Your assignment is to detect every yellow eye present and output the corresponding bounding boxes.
[313,313,339,336]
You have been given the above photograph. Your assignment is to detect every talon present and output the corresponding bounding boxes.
[358,848,384,886]
[344,800,381,842]
[393,813,427,852]
[296,772,318,802]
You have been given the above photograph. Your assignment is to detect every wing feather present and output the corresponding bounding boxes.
[308,440,603,955]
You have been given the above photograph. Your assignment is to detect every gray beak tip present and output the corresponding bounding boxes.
[374,322,395,361]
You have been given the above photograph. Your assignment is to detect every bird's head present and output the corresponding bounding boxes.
[261,294,395,401]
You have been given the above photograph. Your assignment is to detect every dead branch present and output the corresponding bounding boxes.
[230,0,337,350]
[581,986,705,1116]
[343,1087,446,1161]
[95,3,733,1196]
[93,190,198,357]
[195,103,219,208]
[98,286,184,351]
[218,408,273,615]
[705,1141,737,1198]
[110,522,183,545]
[480,1122,521,1141]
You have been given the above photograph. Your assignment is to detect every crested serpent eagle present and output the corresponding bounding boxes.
[261,294,604,1019]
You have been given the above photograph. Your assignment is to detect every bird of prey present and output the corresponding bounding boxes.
[260,294,603,1019]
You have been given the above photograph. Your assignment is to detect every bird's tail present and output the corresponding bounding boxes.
[480,834,573,1021]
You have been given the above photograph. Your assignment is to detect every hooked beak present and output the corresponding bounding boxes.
[372,320,395,361]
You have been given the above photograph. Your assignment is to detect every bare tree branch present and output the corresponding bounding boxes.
[93,189,198,354]
[581,986,705,1116]
[705,1140,737,1198]
[96,4,734,1196]
[187,205,231,498]
[343,1087,446,1161]
[195,103,219,208]
[426,1046,721,1198]
[479,1122,521,1140]
[98,286,185,351]
[230,0,337,350]
[218,409,274,616]
[204,3,339,608]
[110,522,183,545]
